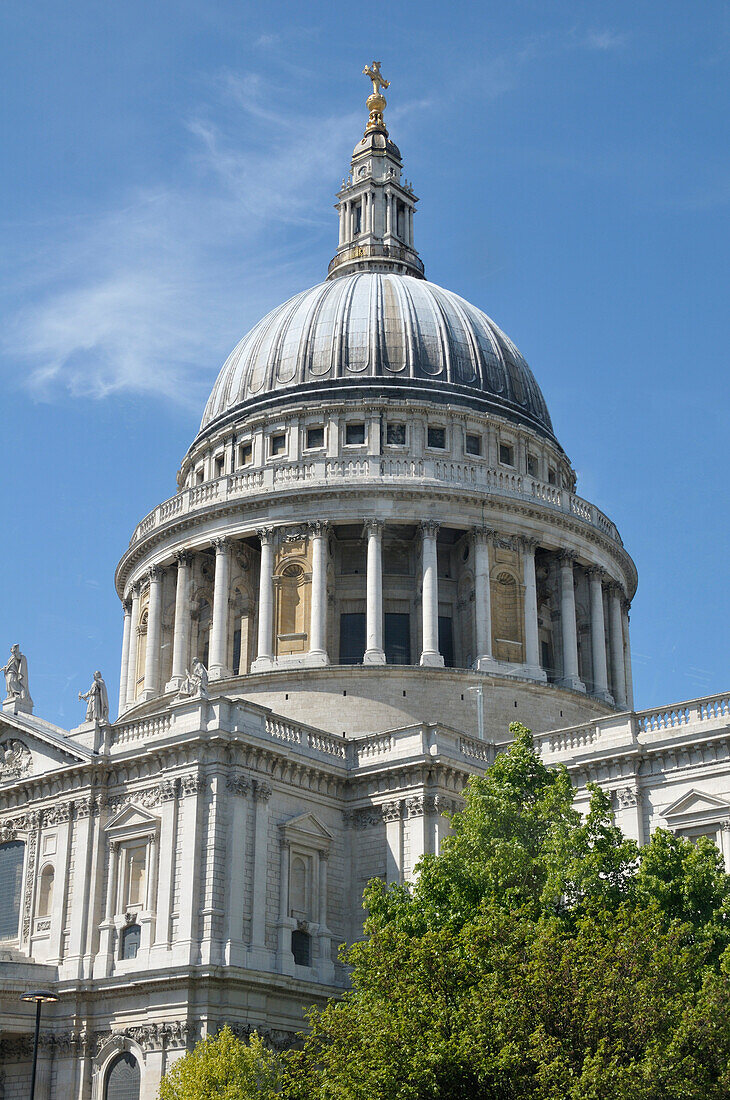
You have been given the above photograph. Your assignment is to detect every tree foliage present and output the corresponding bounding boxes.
[282,724,730,1100]
[158,1026,283,1099]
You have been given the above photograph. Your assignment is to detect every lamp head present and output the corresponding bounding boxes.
[20,990,58,1004]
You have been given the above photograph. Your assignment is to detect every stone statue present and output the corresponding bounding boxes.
[175,657,209,701]
[79,671,109,723]
[2,644,32,706]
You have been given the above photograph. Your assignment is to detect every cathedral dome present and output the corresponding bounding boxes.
[199,273,556,443]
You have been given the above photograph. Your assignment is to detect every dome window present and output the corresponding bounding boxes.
[214,454,225,478]
[499,442,514,467]
[527,453,538,478]
[239,442,253,466]
[345,423,366,446]
[270,432,287,457]
[547,466,557,486]
[427,426,446,450]
[306,426,325,450]
[386,422,406,446]
[465,433,481,456]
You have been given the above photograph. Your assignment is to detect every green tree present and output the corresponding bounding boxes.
[284,725,730,1100]
[159,1025,283,1099]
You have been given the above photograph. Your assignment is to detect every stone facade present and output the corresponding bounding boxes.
[1,74,725,1100]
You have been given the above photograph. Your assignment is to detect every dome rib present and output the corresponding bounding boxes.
[198,273,556,442]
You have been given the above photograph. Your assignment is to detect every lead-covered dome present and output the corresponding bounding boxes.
[200,273,556,442]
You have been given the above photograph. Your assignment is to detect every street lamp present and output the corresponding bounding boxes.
[20,989,58,1100]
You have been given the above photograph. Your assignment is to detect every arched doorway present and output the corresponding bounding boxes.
[105,1051,140,1100]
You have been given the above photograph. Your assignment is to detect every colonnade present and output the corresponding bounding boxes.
[337,191,414,248]
[119,522,633,713]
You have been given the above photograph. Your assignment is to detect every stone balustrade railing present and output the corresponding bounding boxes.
[128,457,622,548]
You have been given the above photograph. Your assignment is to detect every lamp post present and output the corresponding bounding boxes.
[467,682,485,741]
[20,989,58,1100]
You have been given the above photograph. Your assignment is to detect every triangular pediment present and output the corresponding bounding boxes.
[662,788,730,822]
[105,803,160,836]
[0,712,92,785]
[281,812,333,844]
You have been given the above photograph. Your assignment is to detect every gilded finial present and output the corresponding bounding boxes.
[362,61,389,132]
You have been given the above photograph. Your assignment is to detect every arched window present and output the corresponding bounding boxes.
[290,855,309,918]
[0,840,24,940]
[37,864,54,918]
[105,1051,140,1100]
[120,923,141,960]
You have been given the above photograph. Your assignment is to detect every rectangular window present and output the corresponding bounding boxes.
[384,613,411,665]
[306,426,325,450]
[386,422,406,446]
[548,466,557,486]
[354,203,362,235]
[499,442,514,466]
[270,432,287,457]
[438,616,455,668]
[292,929,312,966]
[239,442,253,466]
[125,844,147,907]
[195,468,204,484]
[214,454,225,478]
[0,841,24,940]
[345,422,366,446]
[465,433,481,456]
[339,612,366,664]
[428,426,446,449]
[527,453,538,477]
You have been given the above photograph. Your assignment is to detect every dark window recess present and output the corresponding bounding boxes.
[438,617,454,668]
[354,203,362,235]
[214,455,225,477]
[527,453,538,478]
[232,628,242,674]
[385,613,411,665]
[105,1052,141,1100]
[499,443,514,466]
[306,426,324,449]
[0,841,24,940]
[345,422,365,446]
[386,423,406,446]
[239,443,253,466]
[292,929,311,966]
[271,433,286,456]
[548,467,557,486]
[339,613,366,664]
[121,923,141,960]
[428,426,446,449]
[465,433,481,456]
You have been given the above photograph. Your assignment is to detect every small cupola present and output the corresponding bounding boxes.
[328,63,424,280]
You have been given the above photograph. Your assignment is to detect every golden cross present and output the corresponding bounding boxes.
[363,61,390,97]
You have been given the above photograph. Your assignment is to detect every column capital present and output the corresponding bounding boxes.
[308,520,331,538]
[471,525,492,545]
[257,526,276,547]
[420,520,440,538]
[586,565,607,582]
[519,535,540,554]
[175,549,192,568]
[253,780,273,802]
[621,596,632,615]
[212,536,230,554]
[558,549,577,567]
[146,564,164,583]
[607,581,625,600]
[129,580,142,599]
[122,599,132,615]
[364,518,383,538]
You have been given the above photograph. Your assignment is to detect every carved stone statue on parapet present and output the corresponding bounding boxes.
[175,657,209,702]
[2,644,33,714]
[79,671,109,724]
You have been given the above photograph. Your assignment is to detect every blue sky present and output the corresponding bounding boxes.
[1,1,728,726]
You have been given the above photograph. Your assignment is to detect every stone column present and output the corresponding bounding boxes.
[364,520,386,664]
[608,586,628,708]
[142,566,164,700]
[224,776,249,967]
[559,552,585,692]
[473,527,495,670]
[118,600,132,715]
[420,521,444,667]
[252,528,275,672]
[521,537,545,680]
[126,583,141,706]
[317,850,334,982]
[622,598,635,710]
[587,568,612,702]
[209,537,232,680]
[308,522,329,665]
[166,551,192,692]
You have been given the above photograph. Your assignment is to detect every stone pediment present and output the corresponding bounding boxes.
[106,803,160,839]
[662,788,730,823]
[280,811,333,849]
[0,711,93,785]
